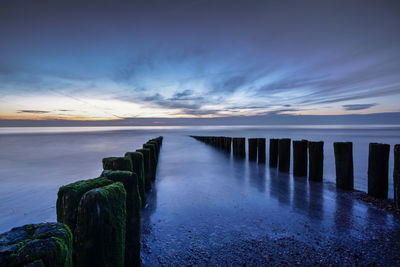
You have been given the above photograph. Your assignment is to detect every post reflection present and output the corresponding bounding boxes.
[334,190,354,234]
[269,168,291,205]
[308,181,324,221]
[292,176,308,215]
[248,163,266,193]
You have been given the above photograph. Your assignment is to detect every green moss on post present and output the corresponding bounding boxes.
[0,222,73,267]
[143,144,157,180]
[136,148,152,191]
[148,141,160,158]
[269,139,279,167]
[394,145,400,208]
[75,182,127,267]
[308,141,324,182]
[278,138,291,172]
[257,138,266,164]
[101,171,141,267]
[125,152,146,205]
[248,138,258,161]
[56,177,114,234]
[334,142,354,190]
[293,140,308,177]
[102,157,133,171]
[368,143,390,198]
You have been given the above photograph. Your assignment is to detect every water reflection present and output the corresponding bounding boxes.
[334,189,354,233]
[293,176,308,215]
[248,163,266,193]
[308,181,324,220]
[269,168,291,205]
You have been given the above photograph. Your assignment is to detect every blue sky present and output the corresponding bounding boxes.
[0,0,400,123]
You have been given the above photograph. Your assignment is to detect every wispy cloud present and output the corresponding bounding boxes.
[343,103,377,111]
[17,110,50,114]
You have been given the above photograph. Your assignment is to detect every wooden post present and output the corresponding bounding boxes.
[257,138,266,164]
[334,142,354,190]
[293,140,308,177]
[269,139,279,167]
[278,138,291,172]
[225,137,232,153]
[308,141,324,182]
[394,144,400,208]
[248,138,258,161]
[239,138,245,158]
[368,143,390,198]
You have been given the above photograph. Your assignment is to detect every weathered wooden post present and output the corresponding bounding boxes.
[278,138,291,172]
[257,138,266,164]
[238,138,246,158]
[232,138,245,158]
[143,143,157,180]
[225,137,232,153]
[368,143,390,198]
[269,138,279,167]
[102,156,133,172]
[101,171,142,267]
[75,182,127,267]
[394,144,400,208]
[125,152,146,205]
[308,141,324,182]
[57,177,114,235]
[0,222,73,266]
[233,138,239,157]
[293,140,308,177]
[334,142,354,190]
[248,138,258,161]
[136,148,152,191]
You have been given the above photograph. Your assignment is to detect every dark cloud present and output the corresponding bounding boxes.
[173,109,221,116]
[17,110,50,114]
[143,93,202,110]
[343,103,377,111]
[169,90,204,101]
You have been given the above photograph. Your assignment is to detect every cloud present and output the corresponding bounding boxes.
[143,93,202,110]
[169,90,204,101]
[17,110,50,114]
[343,103,377,111]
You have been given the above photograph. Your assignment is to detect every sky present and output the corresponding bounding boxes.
[0,0,400,125]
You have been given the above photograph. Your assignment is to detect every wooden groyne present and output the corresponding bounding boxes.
[191,135,398,203]
[0,136,163,267]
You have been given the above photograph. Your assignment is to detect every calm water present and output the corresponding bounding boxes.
[0,125,399,236]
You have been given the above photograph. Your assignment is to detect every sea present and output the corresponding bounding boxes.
[1,125,400,264]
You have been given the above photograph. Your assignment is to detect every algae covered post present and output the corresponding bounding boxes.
[308,141,324,182]
[75,182,127,267]
[102,157,133,172]
[0,222,73,266]
[334,142,354,190]
[278,138,291,172]
[101,171,142,267]
[368,143,390,198]
[136,148,152,191]
[293,140,308,177]
[56,177,114,235]
[125,151,146,205]
[269,138,279,167]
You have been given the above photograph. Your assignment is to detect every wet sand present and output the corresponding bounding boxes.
[141,136,400,266]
